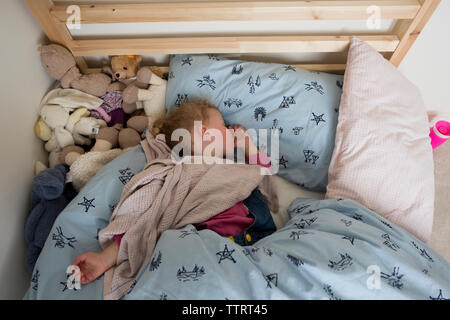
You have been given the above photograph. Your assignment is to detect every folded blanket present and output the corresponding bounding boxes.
[40,88,104,111]
[98,132,277,300]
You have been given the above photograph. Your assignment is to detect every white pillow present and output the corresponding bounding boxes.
[325,37,435,242]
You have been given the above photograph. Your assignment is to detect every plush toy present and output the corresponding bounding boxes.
[59,145,85,166]
[38,105,106,152]
[70,149,126,192]
[103,55,166,85]
[90,115,147,152]
[104,55,143,84]
[122,67,168,129]
[72,117,107,146]
[59,114,146,166]
[103,55,167,128]
[39,105,75,152]
[90,90,130,126]
[25,164,77,271]
[34,117,52,142]
[40,44,118,97]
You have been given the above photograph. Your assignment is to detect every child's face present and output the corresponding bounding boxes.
[201,108,235,157]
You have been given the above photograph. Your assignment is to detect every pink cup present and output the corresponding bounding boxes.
[429,120,450,149]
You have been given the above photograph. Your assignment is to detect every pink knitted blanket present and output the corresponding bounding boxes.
[98,132,277,300]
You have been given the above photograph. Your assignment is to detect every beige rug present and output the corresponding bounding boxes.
[429,140,450,261]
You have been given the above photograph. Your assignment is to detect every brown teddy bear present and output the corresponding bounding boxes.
[40,44,121,97]
[102,55,166,115]
[107,55,142,84]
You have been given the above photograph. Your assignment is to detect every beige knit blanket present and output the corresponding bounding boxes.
[98,132,277,300]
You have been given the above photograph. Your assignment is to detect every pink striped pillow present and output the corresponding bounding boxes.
[325,37,434,242]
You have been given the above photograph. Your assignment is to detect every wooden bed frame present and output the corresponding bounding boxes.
[27,0,441,74]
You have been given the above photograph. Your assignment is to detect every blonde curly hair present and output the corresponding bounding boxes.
[152,99,217,149]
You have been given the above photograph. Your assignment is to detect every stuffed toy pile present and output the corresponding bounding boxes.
[34,44,168,192]
[27,44,169,266]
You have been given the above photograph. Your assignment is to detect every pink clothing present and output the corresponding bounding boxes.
[115,153,271,245]
[195,202,254,236]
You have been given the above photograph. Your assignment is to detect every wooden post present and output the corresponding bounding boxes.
[26,0,89,73]
[390,0,441,67]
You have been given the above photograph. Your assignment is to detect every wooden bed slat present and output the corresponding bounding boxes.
[85,64,347,75]
[390,0,441,66]
[27,0,442,71]
[50,1,421,23]
[70,35,399,56]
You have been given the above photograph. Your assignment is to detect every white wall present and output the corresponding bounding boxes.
[399,0,450,119]
[0,0,53,299]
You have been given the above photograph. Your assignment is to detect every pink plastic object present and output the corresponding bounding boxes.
[429,120,450,149]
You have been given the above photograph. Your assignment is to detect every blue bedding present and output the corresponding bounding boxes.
[24,147,450,300]
[165,54,344,192]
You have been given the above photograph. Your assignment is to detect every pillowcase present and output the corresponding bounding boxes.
[166,54,344,192]
[325,37,434,242]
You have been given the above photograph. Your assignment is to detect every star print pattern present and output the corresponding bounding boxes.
[181,57,193,66]
[278,155,288,169]
[216,244,236,264]
[311,112,326,125]
[77,197,95,213]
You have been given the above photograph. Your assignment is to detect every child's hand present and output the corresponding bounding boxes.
[228,125,258,157]
[72,252,111,285]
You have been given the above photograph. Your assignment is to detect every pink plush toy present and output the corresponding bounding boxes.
[429,120,450,149]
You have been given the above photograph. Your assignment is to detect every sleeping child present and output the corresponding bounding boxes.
[72,99,277,285]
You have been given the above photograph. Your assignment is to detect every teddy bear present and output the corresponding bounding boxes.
[38,104,109,152]
[39,44,122,97]
[59,114,148,165]
[122,67,168,129]
[103,55,168,129]
[57,115,148,191]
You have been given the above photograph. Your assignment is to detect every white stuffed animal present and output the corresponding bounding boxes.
[122,68,167,129]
